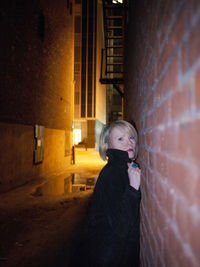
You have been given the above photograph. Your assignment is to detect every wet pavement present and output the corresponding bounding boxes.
[31,148,105,197]
[0,149,105,267]
[32,173,98,197]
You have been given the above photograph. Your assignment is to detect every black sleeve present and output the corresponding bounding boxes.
[88,166,141,238]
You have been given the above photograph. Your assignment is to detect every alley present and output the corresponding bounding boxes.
[0,149,105,267]
[1,0,200,266]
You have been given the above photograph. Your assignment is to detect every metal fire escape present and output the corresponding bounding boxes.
[100,0,124,98]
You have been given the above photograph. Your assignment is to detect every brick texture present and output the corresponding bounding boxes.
[0,0,74,129]
[124,0,200,266]
[0,0,74,192]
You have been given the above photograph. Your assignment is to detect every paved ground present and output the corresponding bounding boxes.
[0,149,105,267]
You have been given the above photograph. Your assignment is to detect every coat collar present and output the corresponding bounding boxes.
[106,149,130,166]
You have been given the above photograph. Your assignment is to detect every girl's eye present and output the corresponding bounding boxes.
[118,137,123,141]
[130,136,135,140]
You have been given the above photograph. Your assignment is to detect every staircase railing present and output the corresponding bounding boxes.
[100,0,124,96]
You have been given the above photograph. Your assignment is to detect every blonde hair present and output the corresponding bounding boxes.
[99,120,138,161]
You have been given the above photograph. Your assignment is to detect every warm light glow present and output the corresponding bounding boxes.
[73,129,81,145]
[112,0,123,4]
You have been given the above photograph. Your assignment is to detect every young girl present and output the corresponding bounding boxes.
[71,120,141,267]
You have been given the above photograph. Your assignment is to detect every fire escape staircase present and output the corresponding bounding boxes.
[100,0,124,98]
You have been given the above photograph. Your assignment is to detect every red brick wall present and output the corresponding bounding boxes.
[0,0,74,129]
[124,1,200,266]
[0,0,74,192]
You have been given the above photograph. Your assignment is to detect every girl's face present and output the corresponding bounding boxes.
[109,127,136,159]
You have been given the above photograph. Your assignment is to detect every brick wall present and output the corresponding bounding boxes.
[124,1,200,266]
[0,0,74,192]
[0,0,74,129]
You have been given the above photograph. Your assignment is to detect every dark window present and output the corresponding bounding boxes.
[74,46,80,62]
[37,12,45,41]
[87,0,94,117]
[74,63,80,73]
[75,16,81,33]
[70,2,72,15]
[81,0,87,118]
[75,92,79,104]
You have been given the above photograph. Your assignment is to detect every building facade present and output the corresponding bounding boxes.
[0,0,74,192]
[73,0,106,149]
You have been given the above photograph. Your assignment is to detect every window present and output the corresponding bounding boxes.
[74,46,80,61]
[75,16,81,33]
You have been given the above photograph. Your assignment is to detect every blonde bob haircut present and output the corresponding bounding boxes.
[99,120,138,161]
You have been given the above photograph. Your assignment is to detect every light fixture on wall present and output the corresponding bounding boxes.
[112,0,123,4]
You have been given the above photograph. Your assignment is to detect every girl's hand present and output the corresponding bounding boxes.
[127,163,141,190]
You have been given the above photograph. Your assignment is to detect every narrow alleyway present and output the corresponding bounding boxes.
[1,1,200,266]
[0,149,105,267]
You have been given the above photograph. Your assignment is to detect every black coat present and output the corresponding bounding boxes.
[71,149,141,267]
